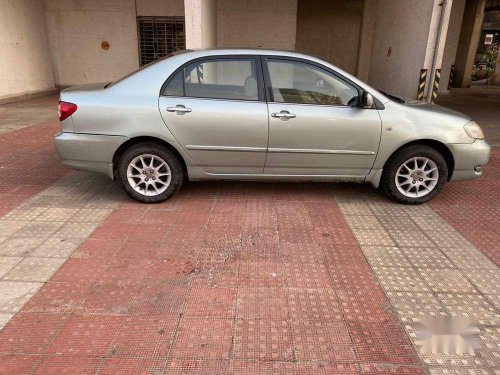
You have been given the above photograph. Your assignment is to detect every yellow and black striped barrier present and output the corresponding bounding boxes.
[417,69,427,101]
[448,64,455,90]
[431,68,441,103]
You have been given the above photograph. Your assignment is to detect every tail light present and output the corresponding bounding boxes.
[58,101,77,121]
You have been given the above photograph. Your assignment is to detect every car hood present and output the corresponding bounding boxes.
[402,100,470,121]
[62,82,110,93]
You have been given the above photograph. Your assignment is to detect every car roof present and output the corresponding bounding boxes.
[182,48,317,59]
[191,47,295,53]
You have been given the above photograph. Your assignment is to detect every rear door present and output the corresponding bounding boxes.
[159,56,268,174]
[263,57,382,177]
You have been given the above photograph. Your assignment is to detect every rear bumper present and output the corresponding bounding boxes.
[54,131,127,179]
[448,140,491,181]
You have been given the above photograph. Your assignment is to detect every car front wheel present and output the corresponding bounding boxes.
[381,145,448,204]
[117,142,183,203]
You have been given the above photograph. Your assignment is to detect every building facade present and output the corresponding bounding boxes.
[0,0,492,103]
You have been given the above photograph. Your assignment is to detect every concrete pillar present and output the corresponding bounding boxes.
[493,52,500,85]
[422,0,454,102]
[184,0,217,49]
[454,0,486,88]
[439,0,467,92]
[366,0,447,100]
[356,0,377,81]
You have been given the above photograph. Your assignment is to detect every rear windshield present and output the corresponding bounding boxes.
[107,50,191,88]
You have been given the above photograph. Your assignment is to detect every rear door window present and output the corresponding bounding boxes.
[183,58,259,101]
[162,70,184,96]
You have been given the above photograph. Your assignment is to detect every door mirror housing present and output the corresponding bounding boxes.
[362,92,375,109]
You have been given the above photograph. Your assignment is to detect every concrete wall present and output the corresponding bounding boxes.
[137,0,184,16]
[357,0,377,81]
[295,0,363,75]
[216,0,298,50]
[45,0,297,85]
[367,0,436,99]
[45,0,138,86]
[0,0,55,99]
[440,0,466,92]
[1,0,468,100]
[44,0,184,86]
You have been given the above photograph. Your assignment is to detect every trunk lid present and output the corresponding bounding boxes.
[61,82,110,93]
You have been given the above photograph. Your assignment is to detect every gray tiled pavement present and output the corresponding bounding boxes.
[0,172,119,330]
[333,192,500,374]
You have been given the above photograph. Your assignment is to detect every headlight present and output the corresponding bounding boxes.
[463,121,484,140]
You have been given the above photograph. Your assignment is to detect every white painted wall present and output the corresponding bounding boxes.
[367,0,436,99]
[216,0,298,50]
[440,0,466,92]
[0,0,55,99]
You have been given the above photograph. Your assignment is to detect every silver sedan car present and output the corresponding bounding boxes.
[54,49,490,204]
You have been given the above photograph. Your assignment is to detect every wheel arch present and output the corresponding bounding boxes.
[383,139,455,181]
[112,136,188,180]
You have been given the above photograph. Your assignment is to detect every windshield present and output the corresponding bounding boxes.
[376,89,405,103]
[107,50,191,88]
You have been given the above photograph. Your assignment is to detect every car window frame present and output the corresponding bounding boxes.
[261,56,364,108]
[160,55,265,103]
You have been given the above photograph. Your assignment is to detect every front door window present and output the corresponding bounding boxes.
[267,59,359,106]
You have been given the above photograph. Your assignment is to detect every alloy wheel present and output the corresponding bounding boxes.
[395,157,439,198]
[126,154,171,196]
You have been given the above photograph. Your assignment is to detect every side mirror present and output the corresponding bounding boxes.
[362,92,375,109]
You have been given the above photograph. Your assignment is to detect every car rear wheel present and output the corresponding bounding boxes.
[381,145,448,204]
[117,142,183,203]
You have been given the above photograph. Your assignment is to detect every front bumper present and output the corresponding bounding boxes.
[54,131,127,179]
[448,139,491,181]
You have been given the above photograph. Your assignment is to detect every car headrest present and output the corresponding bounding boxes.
[244,75,258,100]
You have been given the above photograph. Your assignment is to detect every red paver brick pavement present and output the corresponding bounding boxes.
[0,122,70,217]
[430,149,500,266]
[0,182,423,374]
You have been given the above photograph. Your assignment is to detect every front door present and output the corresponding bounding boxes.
[263,58,382,177]
[159,56,268,174]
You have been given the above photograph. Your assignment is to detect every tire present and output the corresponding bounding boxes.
[117,142,183,203]
[381,145,448,204]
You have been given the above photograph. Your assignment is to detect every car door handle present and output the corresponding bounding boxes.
[271,112,296,119]
[166,106,192,113]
